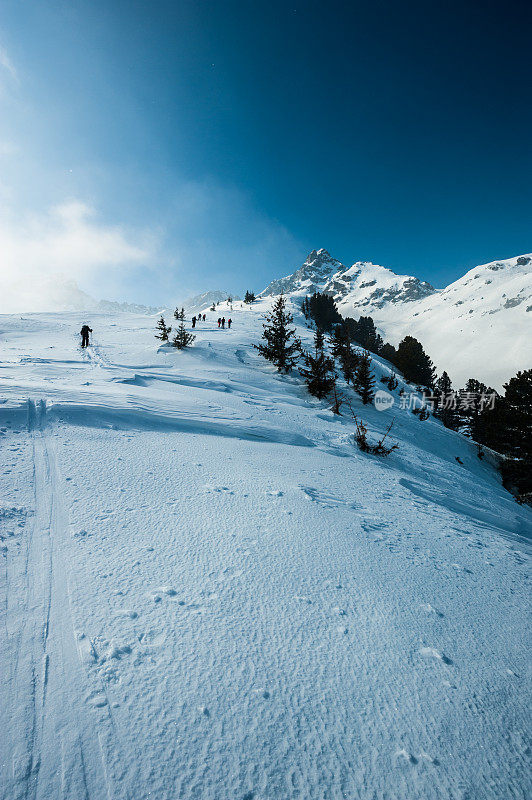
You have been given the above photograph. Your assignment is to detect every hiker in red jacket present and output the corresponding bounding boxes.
[228,318,232,329]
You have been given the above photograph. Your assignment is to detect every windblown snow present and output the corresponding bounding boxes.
[1,301,530,800]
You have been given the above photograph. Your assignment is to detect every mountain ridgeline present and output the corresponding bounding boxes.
[260,248,532,390]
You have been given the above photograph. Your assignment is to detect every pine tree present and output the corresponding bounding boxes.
[300,329,336,399]
[348,316,384,354]
[476,370,532,499]
[330,323,359,384]
[244,290,256,303]
[254,294,301,372]
[155,316,172,341]
[459,378,496,437]
[174,307,185,321]
[307,292,342,332]
[380,342,397,365]
[354,350,375,404]
[434,371,460,430]
[394,336,435,388]
[172,322,195,349]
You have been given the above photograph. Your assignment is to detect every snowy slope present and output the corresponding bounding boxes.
[0,302,530,800]
[262,249,532,389]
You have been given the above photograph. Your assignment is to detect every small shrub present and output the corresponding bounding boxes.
[353,417,398,456]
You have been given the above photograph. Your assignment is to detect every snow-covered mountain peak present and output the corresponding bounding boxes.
[260,248,346,296]
[261,247,437,311]
[326,261,436,311]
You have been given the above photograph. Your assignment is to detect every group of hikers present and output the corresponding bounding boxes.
[191,314,232,329]
[81,312,234,347]
[191,314,207,328]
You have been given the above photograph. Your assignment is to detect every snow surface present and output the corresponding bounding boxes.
[1,301,530,800]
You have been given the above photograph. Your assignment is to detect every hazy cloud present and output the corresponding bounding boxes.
[0,200,156,312]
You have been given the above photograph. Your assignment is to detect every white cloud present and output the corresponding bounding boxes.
[0,45,18,83]
[0,200,155,312]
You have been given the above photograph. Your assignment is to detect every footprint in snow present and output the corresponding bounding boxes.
[337,625,348,635]
[115,609,138,619]
[253,688,271,699]
[138,630,166,647]
[395,749,418,765]
[72,528,90,538]
[452,563,473,574]
[506,668,520,678]
[332,606,347,617]
[105,642,132,660]
[86,692,108,709]
[265,489,283,497]
[420,603,444,618]
[419,646,452,665]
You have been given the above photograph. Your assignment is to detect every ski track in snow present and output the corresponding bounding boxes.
[0,307,530,800]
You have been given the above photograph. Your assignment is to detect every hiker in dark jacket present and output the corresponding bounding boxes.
[221,317,225,329]
[192,316,197,328]
[80,324,92,348]
[203,314,206,322]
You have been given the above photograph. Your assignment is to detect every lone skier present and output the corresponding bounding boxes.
[80,324,92,348]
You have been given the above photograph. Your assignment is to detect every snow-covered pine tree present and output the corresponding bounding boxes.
[174,307,185,321]
[244,290,255,303]
[354,350,375,404]
[155,316,172,341]
[330,323,359,384]
[172,322,195,349]
[254,294,301,373]
[300,328,336,399]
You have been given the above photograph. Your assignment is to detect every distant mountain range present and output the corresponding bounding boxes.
[261,248,532,389]
[182,290,241,315]
[1,274,162,316]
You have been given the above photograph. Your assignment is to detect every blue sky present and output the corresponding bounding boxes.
[0,0,530,305]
